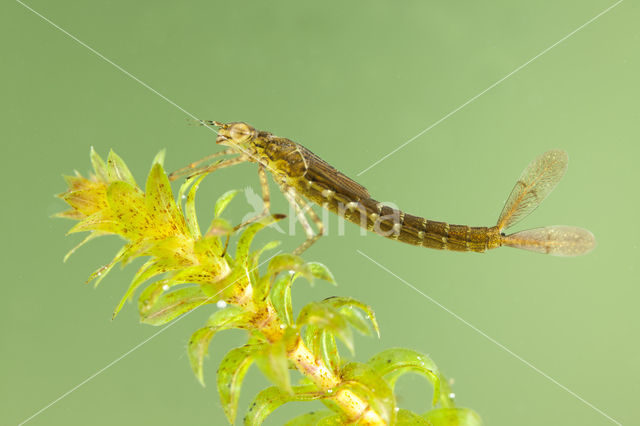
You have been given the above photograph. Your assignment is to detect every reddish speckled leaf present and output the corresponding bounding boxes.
[67,210,117,235]
[105,181,147,239]
[218,346,256,425]
[140,286,213,325]
[145,162,186,237]
[367,348,440,406]
[112,258,183,319]
[61,187,108,217]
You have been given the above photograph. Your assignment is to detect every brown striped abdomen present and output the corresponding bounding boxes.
[296,177,502,252]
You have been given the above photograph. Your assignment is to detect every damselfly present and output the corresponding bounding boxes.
[169,121,595,256]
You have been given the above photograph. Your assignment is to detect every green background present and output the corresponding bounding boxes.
[2,1,638,425]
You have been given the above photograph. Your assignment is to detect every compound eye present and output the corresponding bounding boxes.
[229,122,254,143]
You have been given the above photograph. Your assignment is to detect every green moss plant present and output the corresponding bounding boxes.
[55,149,482,425]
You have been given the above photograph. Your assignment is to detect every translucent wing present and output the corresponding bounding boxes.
[301,146,371,200]
[496,150,568,231]
[502,226,596,257]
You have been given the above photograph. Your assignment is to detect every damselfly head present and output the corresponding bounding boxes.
[216,122,257,146]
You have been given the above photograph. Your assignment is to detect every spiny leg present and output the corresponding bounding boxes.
[293,190,324,254]
[180,156,248,181]
[222,164,273,256]
[233,164,271,231]
[168,148,237,181]
[282,187,324,255]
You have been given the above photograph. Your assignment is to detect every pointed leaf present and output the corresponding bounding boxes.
[67,210,118,235]
[298,302,354,355]
[270,275,294,325]
[107,150,137,186]
[90,147,109,182]
[61,187,108,216]
[112,258,182,319]
[214,189,240,218]
[255,339,291,394]
[338,362,396,424]
[146,162,186,237]
[322,297,380,338]
[205,217,233,237]
[253,253,308,303]
[188,306,249,385]
[176,175,197,217]
[338,306,374,337]
[86,243,132,287]
[306,262,337,285]
[267,254,307,278]
[423,408,483,426]
[106,181,147,238]
[244,385,322,426]
[367,348,440,406]
[152,149,166,167]
[63,231,107,262]
[253,240,281,263]
[185,173,208,238]
[218,346,256,424]
[236,215,285,265]
[140,286,213,325]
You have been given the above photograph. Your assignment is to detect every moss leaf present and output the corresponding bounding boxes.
[145,162,186,237]
[90,146,109,182]
[322,297,379,338]
[298,302,354,355]
[270,275,294,326]
[140,286,213,325]
[337,362,396,424]
[185,173,209,239]
[306,262,337,285]
[254,339,291,394]
[367,348,440,406]
[214,189,240,218]
[107,149,137,186]
[187,306,249,385]
[244,385,322,426]
[218,346,256,425]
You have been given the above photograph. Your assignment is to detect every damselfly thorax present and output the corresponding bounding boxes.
[169,121,595,256]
